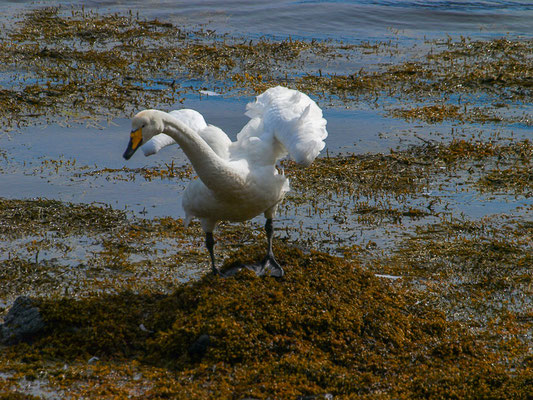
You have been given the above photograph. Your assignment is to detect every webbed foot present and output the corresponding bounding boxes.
[217,254,284,278]
[245,254,285,278]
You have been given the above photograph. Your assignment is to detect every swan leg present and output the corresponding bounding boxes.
[206,220,284,278]
[221,218,284,278]
[205,232,222,276]
[261,218,285,277]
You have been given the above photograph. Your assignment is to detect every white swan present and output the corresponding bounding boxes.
[123,86,328,277]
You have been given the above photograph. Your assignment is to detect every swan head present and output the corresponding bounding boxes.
[123,110,165,160]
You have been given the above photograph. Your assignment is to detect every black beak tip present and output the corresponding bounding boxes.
[123,137,140,160]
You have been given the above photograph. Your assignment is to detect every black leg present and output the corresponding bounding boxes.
[261,218,284,277]
[205,232,221,276]
[265,218,274,256]
[206,220,284,278]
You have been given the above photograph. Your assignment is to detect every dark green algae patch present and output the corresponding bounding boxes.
[2,245,531,399]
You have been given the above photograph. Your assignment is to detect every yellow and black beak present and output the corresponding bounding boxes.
[123,127,143,160]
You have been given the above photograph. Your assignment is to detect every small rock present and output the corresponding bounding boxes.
[0,296,46,345]
[188,334,211,360]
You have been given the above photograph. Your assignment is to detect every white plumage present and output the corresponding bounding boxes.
[243,86,327,166]
[141,109,208,157]
[123,86,327,276]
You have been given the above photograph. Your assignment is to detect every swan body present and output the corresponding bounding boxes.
[123,86,327,276]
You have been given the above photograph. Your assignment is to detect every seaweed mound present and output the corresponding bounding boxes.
[150,247,443,367]
[7,246,530,399]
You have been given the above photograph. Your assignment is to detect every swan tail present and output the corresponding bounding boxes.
[245,86,327,166]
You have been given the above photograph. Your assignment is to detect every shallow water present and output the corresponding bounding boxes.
[4,0,532,40]
[1,96,529,220]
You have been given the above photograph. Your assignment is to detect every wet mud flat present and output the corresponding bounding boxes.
[0,7,532,399]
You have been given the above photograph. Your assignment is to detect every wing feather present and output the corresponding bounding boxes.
[244,86,327,166]
[141,109,208,156]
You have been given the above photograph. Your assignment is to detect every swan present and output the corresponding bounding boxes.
[122,86,328,277]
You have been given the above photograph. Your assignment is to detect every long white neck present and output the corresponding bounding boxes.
[156,111,242,190]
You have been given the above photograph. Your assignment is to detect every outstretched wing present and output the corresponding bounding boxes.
[141,109,208,156]
[141,133,176,157]
[243,86,328,166]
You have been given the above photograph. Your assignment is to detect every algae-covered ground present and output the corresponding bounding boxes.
[0,7,532,399]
